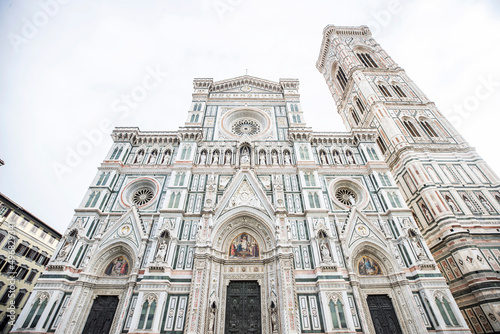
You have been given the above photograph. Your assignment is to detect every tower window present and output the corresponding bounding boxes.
[403,120,421,137]
[378,84,392,97]
[336,66,349,91]
[376,137,387,154]
[420,121,439,137]
[355,97,365,114]
[392,85,407,98]
[351,110,361,125]
[356,53,378,68]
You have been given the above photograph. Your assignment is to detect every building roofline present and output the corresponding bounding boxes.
[0,192,62,237]
[316,25,372,71]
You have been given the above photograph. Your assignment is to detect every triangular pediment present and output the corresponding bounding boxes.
[215,169,275,218]
[210,75,283,94]
[98,206,145,251]
[341,207,387,250]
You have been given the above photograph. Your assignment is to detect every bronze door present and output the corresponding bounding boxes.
[82,295,119,334]
[367,295,403,334]
[225,281,261,334]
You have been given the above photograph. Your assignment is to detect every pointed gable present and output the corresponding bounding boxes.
[340,207,387,250]
[98,206,146,252]
[215,169,275,219]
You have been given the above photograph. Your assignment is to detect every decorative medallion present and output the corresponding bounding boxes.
[118,224,132,237]
[241,85,252,92]
[355,224,369,237]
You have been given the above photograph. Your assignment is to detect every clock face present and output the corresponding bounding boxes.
[240,85,252,92]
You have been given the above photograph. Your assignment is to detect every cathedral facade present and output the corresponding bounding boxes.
[12,25,498,334]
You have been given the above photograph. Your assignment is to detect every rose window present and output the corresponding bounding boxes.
[132,187,154,206]
[231,119,261,136]
[335,187,357,206]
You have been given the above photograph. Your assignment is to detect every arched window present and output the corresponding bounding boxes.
[195,114,200,122]
[392,84,407,98]
[356,52,378,68]
[355,97,365,115]
[138,297,157,330]
[22,294,48,329]
[190,114,195,122]
[96,173,105,186]
[336,66,348,91]
[174,193,181,208]
[296,115,301,123]
[85,192,96,208]
[351,109,361,125]
[403,120,421,137]
[329,298,347,329]
[116,147,123,160]
[376,137,387,154]
[370,147,379,160]
[168,193,176,208]
[435,294,459,326]
[110,147,118,160]
[378,84,392,97]
[292,115,297,123]
[420,120,439,137]
[314,193,320,208]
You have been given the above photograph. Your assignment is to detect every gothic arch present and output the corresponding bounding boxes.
[351,241,397,276]
[88,242,136,277]
[211,211,276,255]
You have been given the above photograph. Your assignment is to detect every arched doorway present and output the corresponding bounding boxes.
[186,212,299,334]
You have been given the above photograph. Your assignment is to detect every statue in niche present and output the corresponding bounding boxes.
[272,152,278,165]
[332,151,341,164]
[259,151,266,165]
[163,151,171,164]
[135,150,144,164]
[225,151,232,165]
[212,151,219,165]
[200,151,207,165]
[421,203,433,222]
[320,241,332,263]
[155,240,168,262]
[57,240,73,260]
[320,152,328,165]
[284,151,291,165]
[346,151,355,164]
[148,150,157,164]
[462,195,476,212]
[270,301,278,333]
[479,195,494,211]
[241,147,250,164]
[445,195,459,213]
[208,301,217,333]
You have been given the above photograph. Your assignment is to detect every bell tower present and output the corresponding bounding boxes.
[317,25,500,333]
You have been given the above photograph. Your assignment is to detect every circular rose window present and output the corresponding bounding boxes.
[231,119,261,136]
[132,187,154,206]
[335,187,357,206]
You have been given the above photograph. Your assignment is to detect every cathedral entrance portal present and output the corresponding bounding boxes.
[367,295,403,334]
[225,281,262,334]
[81,295,119,334]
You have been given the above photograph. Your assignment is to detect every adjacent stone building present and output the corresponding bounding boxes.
[12,25,500,334]
[0,192,62,333]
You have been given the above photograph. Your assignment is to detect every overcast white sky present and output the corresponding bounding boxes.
[1,0,500,233]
